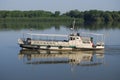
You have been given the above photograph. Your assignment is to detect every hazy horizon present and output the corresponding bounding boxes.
[0,0,120,13]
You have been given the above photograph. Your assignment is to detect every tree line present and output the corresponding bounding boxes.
[0,10,120,23]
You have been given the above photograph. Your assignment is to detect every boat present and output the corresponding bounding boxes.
[18,21,104,50]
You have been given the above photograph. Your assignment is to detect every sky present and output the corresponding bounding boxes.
[0,0,120,13]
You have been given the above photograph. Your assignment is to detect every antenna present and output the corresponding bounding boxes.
[71,19,75,32]
[72,18,75,30]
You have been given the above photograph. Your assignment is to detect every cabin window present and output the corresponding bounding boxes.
[81,37,90,44]
[77,37,79,39]
[70,37,75,40]
[77,33,80,36]
[83,41,90,44]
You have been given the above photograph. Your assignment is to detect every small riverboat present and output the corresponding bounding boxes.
[18,21,104,50]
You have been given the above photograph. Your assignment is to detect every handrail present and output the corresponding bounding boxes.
[27,33,68,37]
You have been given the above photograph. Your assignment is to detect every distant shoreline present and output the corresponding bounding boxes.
[0,10,120,23]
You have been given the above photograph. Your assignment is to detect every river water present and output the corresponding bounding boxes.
[0,26,120,80]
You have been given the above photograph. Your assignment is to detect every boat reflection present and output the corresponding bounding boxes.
[18,49,104,66]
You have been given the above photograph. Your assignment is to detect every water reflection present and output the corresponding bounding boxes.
[0,21,120,31]
[18,50,104,66]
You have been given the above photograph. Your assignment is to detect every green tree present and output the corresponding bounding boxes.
[54,11,60,17]
[103,12,113,22]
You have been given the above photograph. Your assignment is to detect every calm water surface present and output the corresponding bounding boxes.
[0,27,120,80]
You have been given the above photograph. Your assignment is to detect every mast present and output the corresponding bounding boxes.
[71,19,76,34]
[72,19,75,30]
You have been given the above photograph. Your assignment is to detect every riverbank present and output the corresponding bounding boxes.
[0,10,120,23]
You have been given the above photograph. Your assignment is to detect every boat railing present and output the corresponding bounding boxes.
[96,42,104,46]
[27,33,68,37]
[31,38,69,42]
[81,32,105,45]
